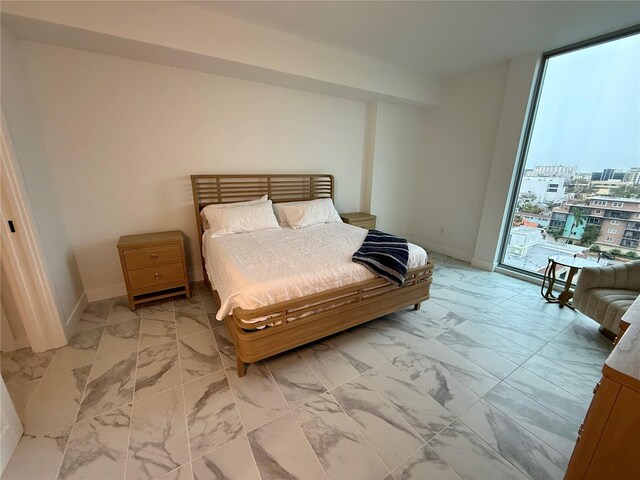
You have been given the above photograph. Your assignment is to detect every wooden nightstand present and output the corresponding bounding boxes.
[117,231,191,310]
[340,212,376,230]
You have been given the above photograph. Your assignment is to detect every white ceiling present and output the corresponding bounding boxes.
[190,1,640,78]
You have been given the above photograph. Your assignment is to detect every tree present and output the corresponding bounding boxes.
[567,208,586,241]
[580,224,601,246]
[517,191,538,209]
[547,227,563,241]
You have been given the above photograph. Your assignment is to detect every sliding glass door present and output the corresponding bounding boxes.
[499,28,640,278]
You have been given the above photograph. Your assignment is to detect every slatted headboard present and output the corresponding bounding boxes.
[190,174,334,285]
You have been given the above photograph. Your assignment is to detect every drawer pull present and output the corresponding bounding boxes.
[154,272,161,280]
[150,253,159,260]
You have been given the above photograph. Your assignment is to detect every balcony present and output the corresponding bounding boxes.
[621,239,639,248]
[603,210,631,220]
[587,217,603,225]
[623,231,640,240]
[626,222,640,231]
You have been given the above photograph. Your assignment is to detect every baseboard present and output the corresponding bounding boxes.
[86,284,127,302]
[406,235,473,263]
[64,292,87,338]
[470,257,496,272]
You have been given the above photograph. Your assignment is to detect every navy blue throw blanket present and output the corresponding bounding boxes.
[352,230,409,286]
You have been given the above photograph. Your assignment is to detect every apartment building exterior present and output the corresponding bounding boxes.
[550,197,640,252]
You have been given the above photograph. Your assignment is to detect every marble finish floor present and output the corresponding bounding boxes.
[1,253,612,480]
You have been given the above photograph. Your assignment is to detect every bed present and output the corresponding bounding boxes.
[191,174,433,376]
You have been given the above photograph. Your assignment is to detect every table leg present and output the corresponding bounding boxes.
[558,266,577,309]
[541,259,558,303]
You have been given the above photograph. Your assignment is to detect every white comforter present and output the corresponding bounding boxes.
[204,222,428,321]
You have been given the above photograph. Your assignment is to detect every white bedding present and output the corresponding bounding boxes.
[203,222,428,322]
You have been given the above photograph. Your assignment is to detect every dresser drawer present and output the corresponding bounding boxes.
[127,263,185,291]
[353,220,376,230]
[123,243,182,270]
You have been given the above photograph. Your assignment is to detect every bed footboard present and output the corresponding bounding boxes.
[218,262,433,376]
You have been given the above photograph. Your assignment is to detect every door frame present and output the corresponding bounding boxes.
[1,110,67,352]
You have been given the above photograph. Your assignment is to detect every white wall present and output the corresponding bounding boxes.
[18,41,368,300]
[1,29,85,332]
[371,62,510,261]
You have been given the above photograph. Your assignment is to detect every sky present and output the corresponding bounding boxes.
[525,32,640,173]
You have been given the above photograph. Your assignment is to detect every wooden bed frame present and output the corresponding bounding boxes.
[190,174,433,376]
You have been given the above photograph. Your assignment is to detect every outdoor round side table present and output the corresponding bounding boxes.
[541,254,600,309]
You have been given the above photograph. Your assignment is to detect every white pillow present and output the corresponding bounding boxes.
[277,198,342,229]
[201,195,267,230]
[205,199,280,236]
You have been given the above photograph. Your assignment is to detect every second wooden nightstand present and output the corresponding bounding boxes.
[117,230,191,310]
[340,212,377,230]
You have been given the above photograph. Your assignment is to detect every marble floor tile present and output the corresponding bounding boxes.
[160,464,193,480]
[411,339,500,396]
[1,348,55,384]
[391,349,479,416]
[5,379,39,419]
[137,299,174,317]
[354,312,435,360]
[300,342,359,389]
[21,363,91,436]
[127,387,190,479]
[430,420,527,480]
[470,309,553,352]
[505,292,581,323]
[95,318,141,362]
[497,300,574,328]
[521,354,600,403]
[139,315,177,349]
[453,276,522,301]
[178,330,223,382]
[77,351,136,421]
[435,327,520,379]
[212,326,236,368]
[175,305,210,338]
[459,399,568,480]
[429,287,502,318]
[174,294,203,308]
[484,382,579,458]
[293,392,388,480]
[59,406,131,480]
[203,300,217,315]
[225,362,289,432]
[391,444,461,480]
[134,341,181,400]
[323,329,387,374]
[445,320,534,365]
[331,377,424,471]
[505,367,590,427]
[108,296,141,325]
[537,329,610,375]
[247,412,327,480]
[266,351,326,408]
[363,362,455,442]
[46,326,103,373]
[191,435,260,480]
[1,428,69,480]
[183,370,243,458]
[76,299,112,332]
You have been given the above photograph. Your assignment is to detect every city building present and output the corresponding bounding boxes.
[531,165,577,178]
[520,176,566,204]
[548,197,640,253]
[623,167,640,185]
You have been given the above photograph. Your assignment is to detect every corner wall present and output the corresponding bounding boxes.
[17,40,368,300]
[1,29,85,336]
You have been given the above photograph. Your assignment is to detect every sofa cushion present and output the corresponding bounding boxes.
[580,288,639,334]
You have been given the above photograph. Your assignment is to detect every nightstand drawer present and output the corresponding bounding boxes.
[123,244,182,270]
[127,263,185,290]
[352,220,376,230]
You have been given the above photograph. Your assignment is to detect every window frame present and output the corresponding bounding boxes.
[497,24,640,277]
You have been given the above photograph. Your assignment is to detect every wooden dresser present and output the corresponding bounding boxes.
[117,231,191,310]
[564,297,640,479]
[340,212,376,230]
